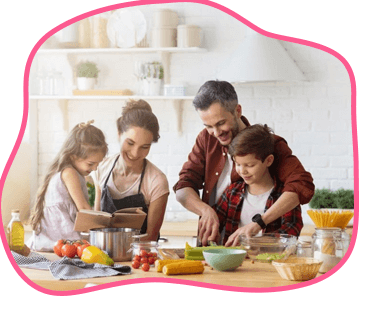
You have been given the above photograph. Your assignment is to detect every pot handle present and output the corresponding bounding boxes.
[132,233,148,239]
[80,232,90,243]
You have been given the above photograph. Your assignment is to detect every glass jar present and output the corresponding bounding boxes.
[312,227,344,273]
[296,236,312,257]
[52,71,65,96]
[341,229,351,255]
[129,241,161,263]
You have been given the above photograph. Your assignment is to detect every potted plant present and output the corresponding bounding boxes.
[86,182,96,208]
[309,188,354,210]
[308,188,354,228]
[142,61,163,96]
[75,61,100,90]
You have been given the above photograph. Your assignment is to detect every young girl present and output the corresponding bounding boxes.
[27,120,108,251]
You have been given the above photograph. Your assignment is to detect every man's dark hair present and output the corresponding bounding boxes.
[193,80,238,113]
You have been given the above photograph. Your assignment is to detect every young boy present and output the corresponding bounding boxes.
[214,124,303,246]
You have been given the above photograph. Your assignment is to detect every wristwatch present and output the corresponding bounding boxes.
[252,214,267,229]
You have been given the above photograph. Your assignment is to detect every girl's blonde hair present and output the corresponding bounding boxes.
[28,120,108,232]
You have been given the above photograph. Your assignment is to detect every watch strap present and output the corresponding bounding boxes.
[253,214,267,229]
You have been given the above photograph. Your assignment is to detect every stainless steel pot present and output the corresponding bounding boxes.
[88,228,147,262]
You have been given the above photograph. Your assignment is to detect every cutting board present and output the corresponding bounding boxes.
[73,89,134,96]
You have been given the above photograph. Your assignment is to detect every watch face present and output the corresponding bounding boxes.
[252,214,261,222]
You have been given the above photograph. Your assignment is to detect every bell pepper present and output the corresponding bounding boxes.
[81,245,114,266]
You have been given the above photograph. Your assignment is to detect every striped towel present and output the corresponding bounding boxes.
[12,251,131,280]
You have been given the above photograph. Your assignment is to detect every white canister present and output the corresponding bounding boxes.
[55,22,79,48]
[177,25,201,48]
[153,9,178,28]
[151,28,177,47]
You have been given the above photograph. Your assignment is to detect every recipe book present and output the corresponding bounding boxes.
[73,207,147,232]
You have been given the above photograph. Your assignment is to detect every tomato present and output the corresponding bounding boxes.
[73,241,81,249]
[61,243,77,258]
[53,240,66,257]
[77,244,89,258]
[139,250,148,257]
[133,255,141,262]
[141,263,150,272]
[140,257,148,264]
[132,261,140,269]
[82,239,90,245]
[148,257,155,265]
[151,252,158,258]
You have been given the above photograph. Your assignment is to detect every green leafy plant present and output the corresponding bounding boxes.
[76,61,100,78]
[155,62,164,80]
[87,182,95,207]
[145,61,164,79]
[334,189,354,209]
[309,188,354,209]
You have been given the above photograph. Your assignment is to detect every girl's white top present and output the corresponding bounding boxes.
[26,169,87,251]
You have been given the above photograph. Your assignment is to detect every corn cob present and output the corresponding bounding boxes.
[162,260,205,275]
[155,259,186,272]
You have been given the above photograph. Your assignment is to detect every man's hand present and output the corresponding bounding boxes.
[225,222,261,247]
[198,206,220,246]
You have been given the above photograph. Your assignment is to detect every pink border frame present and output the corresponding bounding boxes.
[0,0,358,295]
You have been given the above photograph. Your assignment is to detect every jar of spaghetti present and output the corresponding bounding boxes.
[312,227,344,273]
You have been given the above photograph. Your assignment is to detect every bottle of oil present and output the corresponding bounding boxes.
[7,209,24,251]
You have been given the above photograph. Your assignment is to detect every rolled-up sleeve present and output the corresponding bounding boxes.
[273,137,315,205]
[173,131,206,195]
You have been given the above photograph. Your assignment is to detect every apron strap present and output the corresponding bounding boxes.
[137,159,147,194]
[105,155,146,193]
[103,155,120,189]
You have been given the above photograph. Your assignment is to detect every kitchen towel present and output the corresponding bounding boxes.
[12,251,131,279]
[12,251,51,270]
[48,257,131,280]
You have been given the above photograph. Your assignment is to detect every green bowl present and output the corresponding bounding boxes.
[203,249,247,271]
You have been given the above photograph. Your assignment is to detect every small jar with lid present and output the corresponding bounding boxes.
[296,235,312,257]
[341,229,351,255]
[129,241,161,264]
[312,227,344,273]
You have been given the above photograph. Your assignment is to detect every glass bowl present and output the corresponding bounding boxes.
[239,233,297,262]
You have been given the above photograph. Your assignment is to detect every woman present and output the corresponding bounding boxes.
[93,100,169,241]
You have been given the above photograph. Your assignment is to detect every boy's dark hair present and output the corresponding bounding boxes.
[192,80,238,113]
[228,124,275,162]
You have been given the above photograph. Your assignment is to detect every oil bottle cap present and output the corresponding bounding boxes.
[11,209,20,213]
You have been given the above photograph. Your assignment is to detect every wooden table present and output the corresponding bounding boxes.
[19,252,315,292]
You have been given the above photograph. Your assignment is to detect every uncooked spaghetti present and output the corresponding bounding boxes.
[307,209,354,229]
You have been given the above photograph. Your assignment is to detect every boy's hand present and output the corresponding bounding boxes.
[225,223,262,247]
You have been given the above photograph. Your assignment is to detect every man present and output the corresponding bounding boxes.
[173,80,314,246]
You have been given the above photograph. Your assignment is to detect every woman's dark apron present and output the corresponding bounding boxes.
[100,155,149,234]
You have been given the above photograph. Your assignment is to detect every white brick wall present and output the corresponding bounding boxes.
[34,3,353,225]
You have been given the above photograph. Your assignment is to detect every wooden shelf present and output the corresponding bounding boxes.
[36,47,207,54]
[29,95,194,100]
